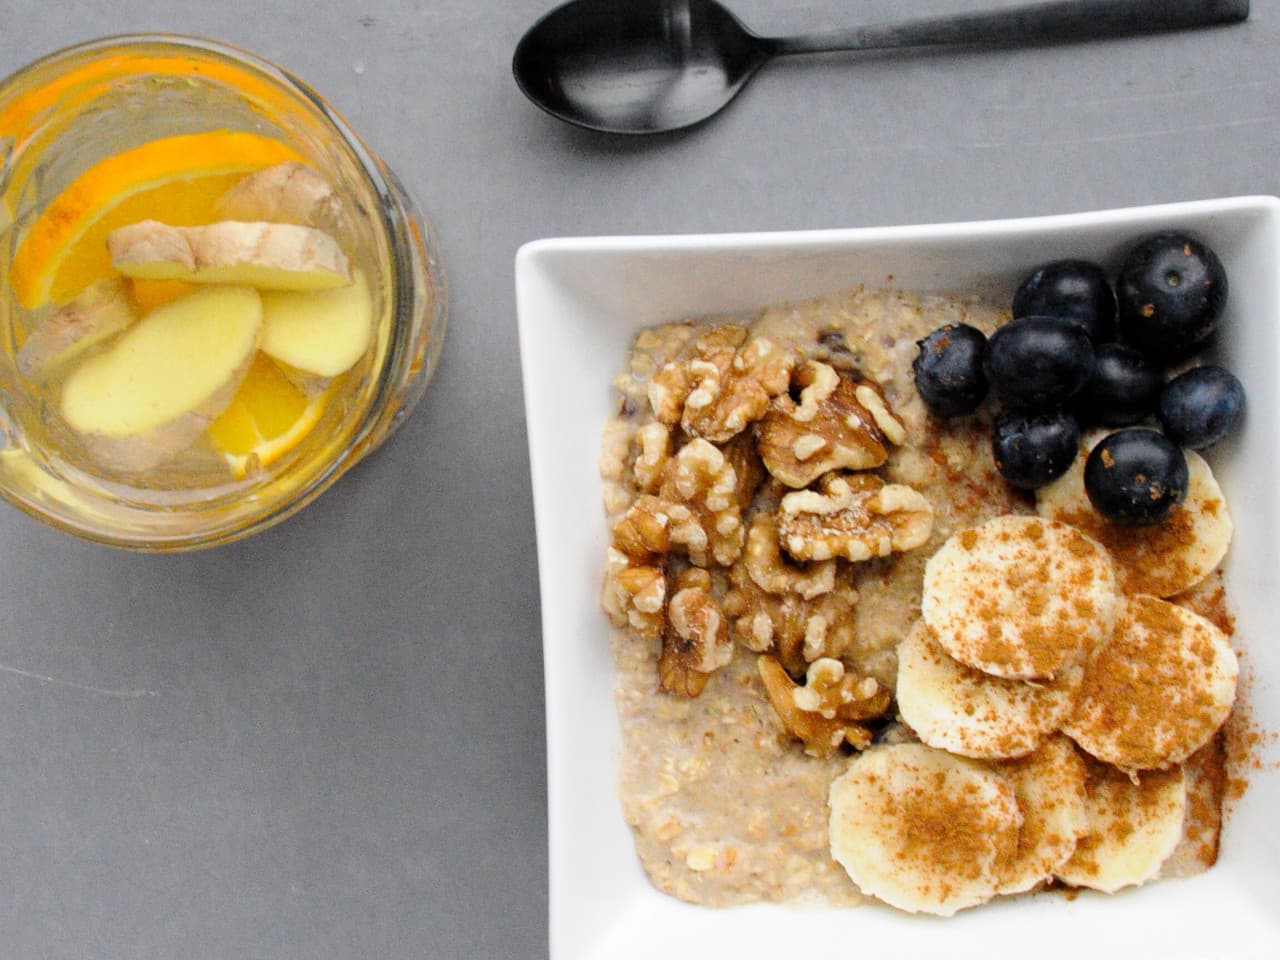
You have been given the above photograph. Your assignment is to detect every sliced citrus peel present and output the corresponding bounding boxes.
[206,353,332,479]
[9,130,304,307]
[128,277,199,314]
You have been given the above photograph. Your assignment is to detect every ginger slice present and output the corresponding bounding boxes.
[260,269,373,377]
[215,161,343,229]
[108,219,350,291]
[59,286,263,471]
[16,277,137,382]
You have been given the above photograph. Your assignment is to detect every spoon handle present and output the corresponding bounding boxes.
[766,0,1249,57]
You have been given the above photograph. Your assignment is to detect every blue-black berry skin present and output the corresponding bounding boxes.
[1075,343,1163,427]
[1013,259,1117,344]
[912,324,989,417]
[1158,365,1245,449]
[983,316,1095,411]
[992,410,1080,489]
[1084,429,1189,526]
[1117,233,1227,360]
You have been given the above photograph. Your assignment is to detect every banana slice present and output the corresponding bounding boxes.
[897,620,1085,760]
[921,515,1118,680]
[1036,432,1232,598]
[828,743,1022,916]
[1055,761,1187,893]
[1063,594,1238,772]
[995,734,1089,895]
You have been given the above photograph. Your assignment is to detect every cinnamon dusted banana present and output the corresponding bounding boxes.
[994,735,1089,895]
[1055,761,1187,893]
[1063,594,1238,772]
[896,620,1085,760]
[921,515,1117,680]
[828,743,1022,916]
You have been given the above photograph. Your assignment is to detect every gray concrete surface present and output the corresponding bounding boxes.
[0,1,1276,957]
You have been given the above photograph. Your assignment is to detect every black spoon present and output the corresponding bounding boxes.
[513,0,1249,134]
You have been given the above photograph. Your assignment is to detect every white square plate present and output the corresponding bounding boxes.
[515,197,1280,960]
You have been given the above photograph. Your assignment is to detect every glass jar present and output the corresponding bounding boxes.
[0,34,446,550]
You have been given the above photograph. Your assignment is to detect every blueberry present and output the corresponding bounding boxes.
[992,409,1080,489]
[1075,343,1163,426]
[912,323,988,417]
[1012,259,1117,344]
[983,316,1095,411]
[1158,365,1245,449]
[1084,428,1189,526]
[1117,233,1227,360]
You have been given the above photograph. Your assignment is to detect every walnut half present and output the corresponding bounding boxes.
[742,511,835,600]
[647,326,794,443]
[757,655,891,757]
[658,568,732,697]
[658,438,746,567]
[724,514,858,675]
[603,494,681,642]
[610,439,747,571]
[631,421,671,494]
[602,547,667,642]
[777,473,934,563]
[756,361,907,488]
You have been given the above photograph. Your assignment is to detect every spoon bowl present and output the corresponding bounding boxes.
[513,0,770,134]
[513,0,1250,135]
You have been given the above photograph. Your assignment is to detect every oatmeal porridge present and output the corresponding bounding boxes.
[598,286,1237,913]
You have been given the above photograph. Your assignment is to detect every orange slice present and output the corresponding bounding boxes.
[207,353,330,479]
[10,130,303,307]
[128,278,199,314]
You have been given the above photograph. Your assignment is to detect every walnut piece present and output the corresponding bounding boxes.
[602,547,667,642]
[609,439,746,570]
[719,431,767,511]
[603,494,681,642]
[777,473,934,563]
[657,439,745,567]
[604,435,752,650]
[756,361,907,488]
[631,421,671,494]
[757,655,891,757]
[658,568,732,697]
[723,532,858,676]
[647,326,794,443]
[742,511,835,600]
[610,493,673,559]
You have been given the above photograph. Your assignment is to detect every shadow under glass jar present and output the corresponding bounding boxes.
[0,34,446,550]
